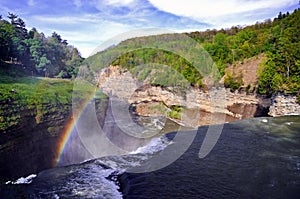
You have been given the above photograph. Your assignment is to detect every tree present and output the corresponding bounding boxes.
[37,55,51,75]
[50,32,62,43]
[7,13,18,25]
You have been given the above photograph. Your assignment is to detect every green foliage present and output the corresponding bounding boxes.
[257,9,300,95]
[131,66,152,82]
[167,105,183,119]
[0,65,102,131]
[245,84,251,94]
[85,35,211,88]
[187,9,299,95]
[167,110,181,119]
[224,72,243,92]
[131,64,191,89]
[0,74,72,130]
[0,76,72,105]
[0,13,84,78]
[148,102,166,115]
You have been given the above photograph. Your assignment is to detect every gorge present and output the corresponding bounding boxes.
[0,64,299,181]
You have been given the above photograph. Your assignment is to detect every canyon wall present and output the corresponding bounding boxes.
[96,65,299,126]
[0,102,71,179]
[0,97,108,180]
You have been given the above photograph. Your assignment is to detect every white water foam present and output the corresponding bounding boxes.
[6,174,37,185]
[5,135,171,199]
[152,118,164,130]
[261,119,268,123]
[66,166,122,199]
[95,135,171,173]
[130,136,170,155]
[37,164,123,199]
[74,135,171,198]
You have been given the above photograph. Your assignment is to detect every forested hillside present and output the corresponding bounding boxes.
[0,13,83,78]
[86,9,299,100]
[188,9,299,96]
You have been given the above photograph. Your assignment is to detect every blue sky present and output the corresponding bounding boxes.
[0,0,298,57]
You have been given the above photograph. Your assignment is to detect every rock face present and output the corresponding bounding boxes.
[0,97,108,179]
[0,102,72,179]
[96,65,276,127]
[269,94,300,117]
[130,86,271,126]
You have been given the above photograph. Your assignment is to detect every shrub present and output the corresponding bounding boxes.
[224,73,243,92]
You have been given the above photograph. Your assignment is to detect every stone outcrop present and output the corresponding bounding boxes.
[269,94,300,117]
[96,65,279,127]
[129,86,271,126]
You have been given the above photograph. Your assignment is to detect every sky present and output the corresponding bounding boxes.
[0,0,298,57]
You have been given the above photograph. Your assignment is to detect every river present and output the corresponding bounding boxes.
[0,115,299,198]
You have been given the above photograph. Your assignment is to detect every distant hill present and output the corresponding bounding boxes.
[85,9,300,101]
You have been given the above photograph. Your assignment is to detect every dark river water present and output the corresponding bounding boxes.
[1,116,300,199]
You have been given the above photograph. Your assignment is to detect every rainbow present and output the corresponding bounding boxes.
[53,116,76,166]
[53,95,94,166]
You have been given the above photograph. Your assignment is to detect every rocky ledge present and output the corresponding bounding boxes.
[96,65,299,127]
[269,93,300,117]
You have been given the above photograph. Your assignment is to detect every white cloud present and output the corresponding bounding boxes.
[31,14,114,25]
[149,0,296,18]
[71,43,98,58]
[28,0,36,6]
[29,14,132,57]
[104,0,135,6]
[32,16,80,24]
[73,0,82,8]
[67,21,132,57]
[91,0,135,11]
[148,0,298,26]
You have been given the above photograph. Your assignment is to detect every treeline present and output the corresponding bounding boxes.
[0,13,83,78]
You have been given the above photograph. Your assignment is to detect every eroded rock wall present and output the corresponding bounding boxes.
[96,65,274,127]
[269,94,300,117]
[0,97,108,179]
[0,102,72,179]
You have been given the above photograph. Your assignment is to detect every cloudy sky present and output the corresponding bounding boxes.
[0,0,298,57]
